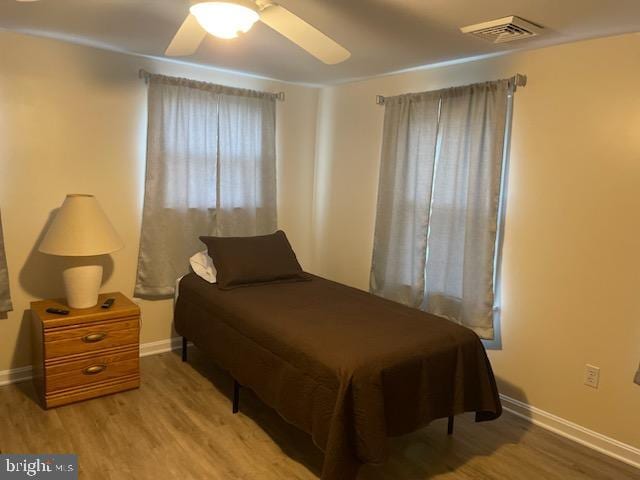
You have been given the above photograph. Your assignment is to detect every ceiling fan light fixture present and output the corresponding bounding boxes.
[190,1,260,40]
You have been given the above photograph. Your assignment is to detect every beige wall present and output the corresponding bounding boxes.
[311,32,640,448]
[0,31,319,371]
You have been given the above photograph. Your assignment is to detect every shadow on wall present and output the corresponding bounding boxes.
[19,209,114,300]
[10,310,34,374]
[179,347,530,479]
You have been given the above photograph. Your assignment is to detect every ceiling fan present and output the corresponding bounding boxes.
[166,0,351,64]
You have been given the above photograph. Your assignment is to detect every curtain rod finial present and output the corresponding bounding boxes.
[514,73,527,88]
[139,68,149,84]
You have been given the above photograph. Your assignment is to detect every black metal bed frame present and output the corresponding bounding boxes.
[181,336,454,435]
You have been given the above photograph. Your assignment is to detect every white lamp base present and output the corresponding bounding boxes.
[62,257,103,309]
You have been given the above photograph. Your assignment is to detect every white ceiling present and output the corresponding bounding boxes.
[1,0,639,84]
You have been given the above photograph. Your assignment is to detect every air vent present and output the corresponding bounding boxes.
[460,16,543,44]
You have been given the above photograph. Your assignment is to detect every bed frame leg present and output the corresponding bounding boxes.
[447,416,454,435]
[232,380,241,414]
[181,336,188,362]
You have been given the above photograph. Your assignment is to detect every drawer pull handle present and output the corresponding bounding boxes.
[82,332,107,343]
[83,364,107,375]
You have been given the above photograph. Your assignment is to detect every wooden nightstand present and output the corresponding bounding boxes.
[31,292,140,409]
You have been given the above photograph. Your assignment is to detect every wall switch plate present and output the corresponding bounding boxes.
[584,364,600,389]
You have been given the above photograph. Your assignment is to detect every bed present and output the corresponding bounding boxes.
[174,271,501,480]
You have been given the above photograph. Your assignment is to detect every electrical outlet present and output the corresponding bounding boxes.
[584,364,600,389]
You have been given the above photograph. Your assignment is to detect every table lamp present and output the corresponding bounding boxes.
[39,194,123,309]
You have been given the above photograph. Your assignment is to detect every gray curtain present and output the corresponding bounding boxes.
[216,92,277,235]
[370,92,441,307]
[371,79,511,339]
[135,74,277,297]
[0,211,12,313]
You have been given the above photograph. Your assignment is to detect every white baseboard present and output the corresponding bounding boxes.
[500,394,640,470]
[139,336,185,357]
[0,365,33,387]
[0,336,186,386]
[1,347,637,470]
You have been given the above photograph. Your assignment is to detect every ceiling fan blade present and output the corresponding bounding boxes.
[259,4,350,65]
[165,14,207,57]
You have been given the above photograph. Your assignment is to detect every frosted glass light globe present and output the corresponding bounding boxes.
[190,2,260,40]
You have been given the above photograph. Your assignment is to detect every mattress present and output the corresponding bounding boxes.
[174,272,501,479]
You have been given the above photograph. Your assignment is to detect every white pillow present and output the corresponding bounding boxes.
[190,250,217,283]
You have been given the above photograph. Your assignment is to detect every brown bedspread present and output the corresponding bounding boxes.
[175,273,501,479]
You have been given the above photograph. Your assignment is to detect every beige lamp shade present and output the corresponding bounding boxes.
[39,194,124,256]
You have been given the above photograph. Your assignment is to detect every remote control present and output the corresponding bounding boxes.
[46,307,70,315]
[101,298,115,309]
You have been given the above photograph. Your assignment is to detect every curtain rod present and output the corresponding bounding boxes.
[138,69,285,102]
[375,73,527,106]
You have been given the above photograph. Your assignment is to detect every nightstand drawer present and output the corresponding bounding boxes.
[46,349,139,393]
[44,318,139,360]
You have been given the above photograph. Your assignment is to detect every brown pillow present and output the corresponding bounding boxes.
[199,230,308,290]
